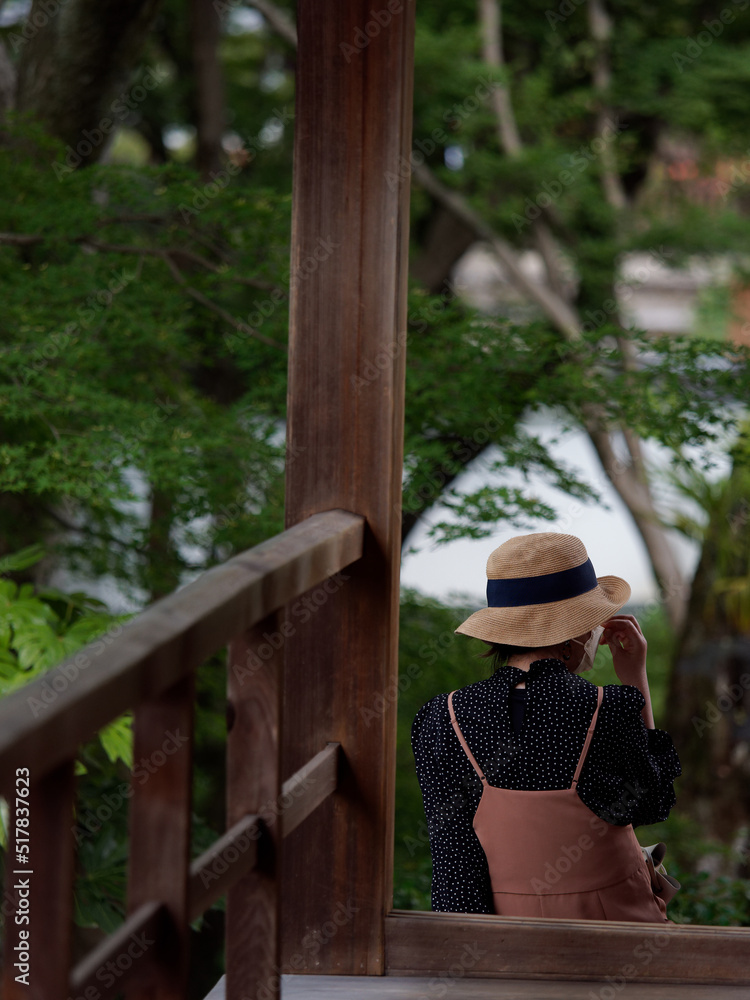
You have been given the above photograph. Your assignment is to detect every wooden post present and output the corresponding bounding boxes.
[125,676,194,999]
[226,614,283,1000]
[281,0,415,976]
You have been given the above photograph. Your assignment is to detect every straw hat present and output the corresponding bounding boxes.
[455,532,630,648]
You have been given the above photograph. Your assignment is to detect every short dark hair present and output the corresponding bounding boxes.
[480,641,537,674]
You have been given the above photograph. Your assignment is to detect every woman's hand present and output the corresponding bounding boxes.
[600,614,647,687]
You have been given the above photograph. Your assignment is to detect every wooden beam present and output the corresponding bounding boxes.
[0,510,364,790]
[188,744,339,922]
[226,614,283,1000]
[188,744,339,923]
[384,910,750,985]
[69,901,167,1000]
[279,743,339,840]
[188,813,261,923]
[282,0,415,977]
[125,676,194,999]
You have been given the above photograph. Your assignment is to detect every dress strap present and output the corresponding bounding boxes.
[571,686,604,788]
[447,691,487,783]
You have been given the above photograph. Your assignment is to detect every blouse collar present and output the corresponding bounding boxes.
[493,657,569,686]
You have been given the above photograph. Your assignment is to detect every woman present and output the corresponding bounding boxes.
[411,532,681,922]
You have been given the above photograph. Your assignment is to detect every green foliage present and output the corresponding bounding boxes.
[636,811,750,926]
[0,546,133,766]
[0,117,290,599]
[0,555,225,932]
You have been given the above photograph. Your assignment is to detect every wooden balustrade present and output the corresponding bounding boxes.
[0,510,364,1000]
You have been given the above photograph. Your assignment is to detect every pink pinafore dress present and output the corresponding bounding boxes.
[447,686,669,922]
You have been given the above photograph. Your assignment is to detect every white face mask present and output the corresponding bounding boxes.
[570,625,604,674]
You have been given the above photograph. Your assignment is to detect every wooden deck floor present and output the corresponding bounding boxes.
[204,975,748,999]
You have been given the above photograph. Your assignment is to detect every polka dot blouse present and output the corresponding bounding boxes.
[411,658,682,914]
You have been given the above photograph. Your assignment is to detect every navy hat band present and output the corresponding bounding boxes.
[486,559,598,608]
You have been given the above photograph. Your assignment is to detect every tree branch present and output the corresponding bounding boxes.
[191,0,226,178]
[43,505,146,554]
[246,0,297,47]
[162,254,286,351]
[478,0,521,155]
[15,0,165,165]
[410,163,687,628]
[587,0,627,211]
[0,37,15,115]
[0,232,287,350]
[478,0,571,300]
[412,162,582,340]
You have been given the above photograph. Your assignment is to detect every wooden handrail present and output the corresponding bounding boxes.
[0,510,364,789]
[187,743,340,921]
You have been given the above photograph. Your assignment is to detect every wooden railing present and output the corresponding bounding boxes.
[0,510,364,1000]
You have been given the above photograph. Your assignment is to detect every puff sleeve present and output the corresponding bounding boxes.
[411,695,493,913]
[580,683,682,828]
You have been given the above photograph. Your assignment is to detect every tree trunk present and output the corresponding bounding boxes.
[190,0,225,179]
[410,204,477,295]
[15,0,165,165]
[0,39,15,115]
[664,457,750,872]
[146,486,181,601]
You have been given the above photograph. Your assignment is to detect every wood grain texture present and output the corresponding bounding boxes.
[280,743,340,839]
[0,510,363,790]
[282,0,415,977]
[200,973,750,999]
[188,744,339,924]
[384,910,750,985]
[69,901,167,1000]
[2,760,75,1000]
[226,614,283,1000]
[188,813,260,922]
[126,676,195,999]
